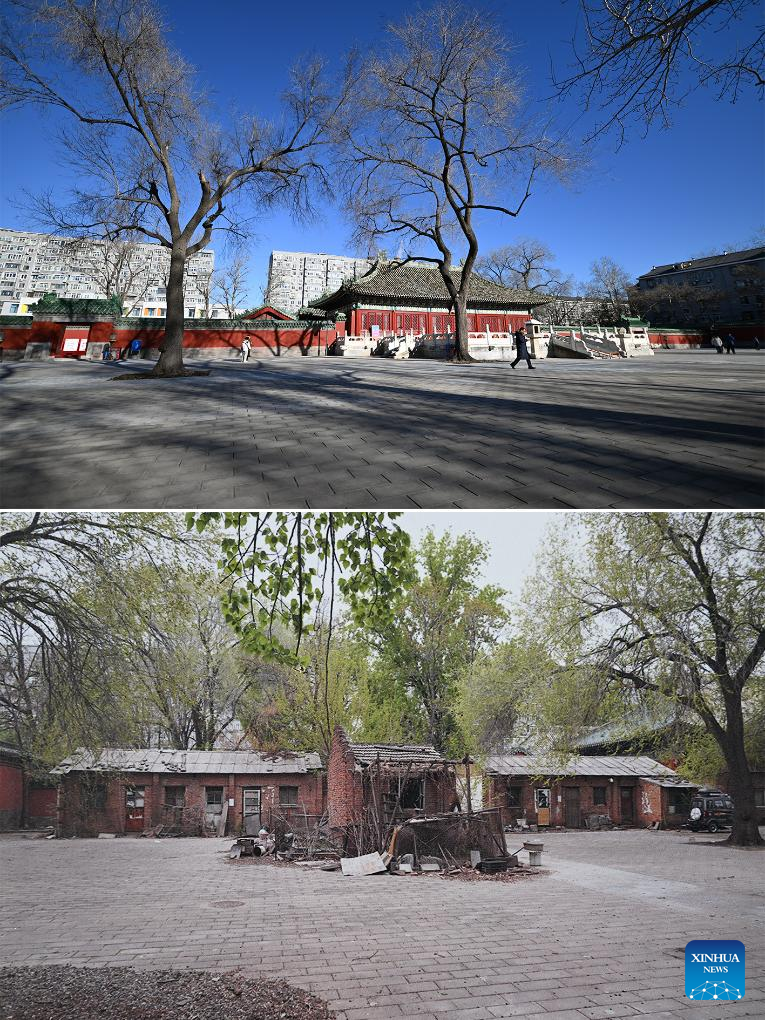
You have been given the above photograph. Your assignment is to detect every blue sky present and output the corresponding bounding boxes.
[1,0,762,304]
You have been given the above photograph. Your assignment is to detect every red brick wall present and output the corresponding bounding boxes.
[327,727,363,830]
[637,780,663,826]
[60,770,324,837]
[483,774,657,828]
[0,761,24,830]
[27,785,57,826]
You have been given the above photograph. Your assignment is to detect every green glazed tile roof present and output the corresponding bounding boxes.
[313,261,550,309]
[30,293,123,317]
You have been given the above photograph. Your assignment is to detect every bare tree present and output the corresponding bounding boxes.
[212,253,250,318]
[628,279,726,327]
[61,234,153,312]
[340,2,566,361]
[1,0,348,376]
[475,238,567,295]
[584,256,632,323]
[556,1,764,142]
[194,270,214,319]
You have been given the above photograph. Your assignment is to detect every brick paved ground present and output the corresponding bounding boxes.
[1,829,762,1019]
[1,352,763,509]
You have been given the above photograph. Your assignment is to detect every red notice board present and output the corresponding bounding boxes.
[57,326,91,357]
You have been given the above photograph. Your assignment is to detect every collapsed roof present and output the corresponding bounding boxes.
[349,742,448,767]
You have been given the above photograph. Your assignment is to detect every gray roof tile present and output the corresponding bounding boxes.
[485,754,677,778]
[53,748,322,775]
[349,742,447,766]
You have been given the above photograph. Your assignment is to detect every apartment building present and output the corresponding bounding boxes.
[266,250,373,313]
[0,228,215,317]
[633,246,765,328]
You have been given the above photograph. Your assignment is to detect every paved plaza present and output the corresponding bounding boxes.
[1,829,763,1019]
[1,351,763,509]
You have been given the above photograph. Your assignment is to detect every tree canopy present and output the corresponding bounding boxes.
[519,512,765,845]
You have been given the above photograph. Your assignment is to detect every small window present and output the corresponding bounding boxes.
[507,785,523,809]
[205,787,223,809]
[755,788,765,808]
[279,785,299,807]
[593,786,607,806]
[400,778,424,810]
[164,786,185,808]
[87,781,108,811]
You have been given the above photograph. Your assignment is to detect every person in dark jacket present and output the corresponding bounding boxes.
[724,333,736,354]
[511,325,535,369]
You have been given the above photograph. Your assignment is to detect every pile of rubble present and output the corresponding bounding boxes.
[229,809,546,880]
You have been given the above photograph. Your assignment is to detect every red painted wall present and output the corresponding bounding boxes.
[1,319,339,358]
[349,306,530,336]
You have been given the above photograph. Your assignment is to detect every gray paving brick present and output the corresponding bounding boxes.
[2,351,763,508]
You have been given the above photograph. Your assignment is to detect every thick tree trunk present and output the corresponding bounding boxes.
[153,245,187,377]
[719,702,763,846]
[452,293,473,362]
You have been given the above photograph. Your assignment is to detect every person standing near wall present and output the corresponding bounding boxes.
[724,333,736,355]
[711,334,723,354]
[241,335,252,363]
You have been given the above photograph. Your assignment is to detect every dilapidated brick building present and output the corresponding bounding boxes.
[0,742,57,831]
[483,754,697,829]
[327,726,459,831]
[54,748,324,837]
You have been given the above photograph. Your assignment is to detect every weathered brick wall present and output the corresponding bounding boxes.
[60,770,325,836]
[423,770,459,813]
[637,780,663,826]
[0,761,24,830]
[327,727,363,830]
[481,774,662,828]
[26,785,57,827]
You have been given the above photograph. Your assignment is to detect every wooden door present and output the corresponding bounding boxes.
[242,787,261,835]
[125,786,145,832]
[564,787,581,828]
[620,786,634,823]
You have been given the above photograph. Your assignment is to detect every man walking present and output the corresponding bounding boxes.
[511,325,535,370]
[711,334,723,355]
[240,335,252,363]
[724,332,736,355]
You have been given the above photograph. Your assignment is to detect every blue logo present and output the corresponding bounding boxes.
[685,940,745,1001]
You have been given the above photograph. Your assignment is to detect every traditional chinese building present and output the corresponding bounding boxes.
[312,260,548,337]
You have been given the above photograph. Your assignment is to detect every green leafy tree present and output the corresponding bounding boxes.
[521,512,765,846]
[364,530,509,752]
[239,622,371,760]
[90,560,250,750]
[0,512,189,770]
[189,512,413,663]
[457,640,547,756]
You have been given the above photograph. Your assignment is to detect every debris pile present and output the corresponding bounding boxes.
[584,814,614,831]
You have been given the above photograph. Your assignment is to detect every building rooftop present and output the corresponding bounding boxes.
[53,748,323,775]
[485,754,678,778]
[639,246,765,279]
[349,742,447,767]
[313,261,549,310]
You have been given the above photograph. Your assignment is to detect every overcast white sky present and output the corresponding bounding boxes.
[398,511,563,600]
